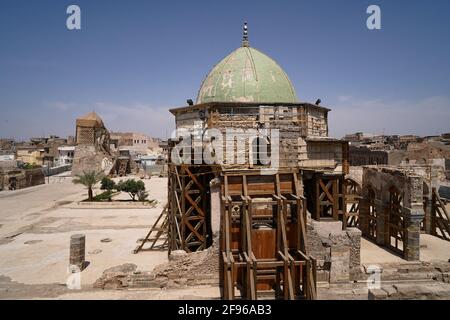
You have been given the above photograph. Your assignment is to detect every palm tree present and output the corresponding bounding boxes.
[73,171,104,201]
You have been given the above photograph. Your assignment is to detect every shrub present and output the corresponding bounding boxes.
[22,163,41,170]
[100,177,116,191]
[92,190,114,202]
[116,179,146,201]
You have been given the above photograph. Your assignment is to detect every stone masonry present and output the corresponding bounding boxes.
[360,166,424,261]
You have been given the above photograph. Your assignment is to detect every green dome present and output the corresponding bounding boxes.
[196,46,298,104]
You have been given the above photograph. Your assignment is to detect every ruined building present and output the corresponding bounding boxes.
[165,24,362,300]
[72,112,116,176]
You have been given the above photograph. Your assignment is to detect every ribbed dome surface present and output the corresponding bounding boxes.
[196,46,298,104]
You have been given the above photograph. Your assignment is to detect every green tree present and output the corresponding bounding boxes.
[116,179,145,201]
[100,177,116,191]
[73,171,104,201]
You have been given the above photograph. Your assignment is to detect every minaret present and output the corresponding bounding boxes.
[242,22,249,47]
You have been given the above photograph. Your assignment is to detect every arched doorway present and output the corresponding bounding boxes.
[367,186,377,241]
[388,186,406,255]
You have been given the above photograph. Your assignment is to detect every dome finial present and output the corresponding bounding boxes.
[242,21,249,47]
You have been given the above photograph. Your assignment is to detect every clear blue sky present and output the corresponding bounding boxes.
[0,0,449,140]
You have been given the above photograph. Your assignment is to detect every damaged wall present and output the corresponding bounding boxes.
[171,103,345,173]
[306,219,361,283]
[72,112,115,176]
[360,166,424,261]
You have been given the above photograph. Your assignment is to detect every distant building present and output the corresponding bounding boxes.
[139,154,158,166]
[110,132,160,157]
[343,132,373,144]
[16,146,45,165]
[14,135,71,167]
[57,146,75,165]
[398,135,421,149]
[0,151,17,171]
[0,138,15,151]
[159,140,169,157]
[348,145,388,166]
[0,152,15,162]
[67,135,76,145]
[388,140,450,170]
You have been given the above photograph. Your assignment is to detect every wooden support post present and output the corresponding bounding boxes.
[332,178,339,221]
[314,175,321,220]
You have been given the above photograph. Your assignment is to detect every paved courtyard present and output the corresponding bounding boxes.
[0,174,448,300]
[0,175,223,299]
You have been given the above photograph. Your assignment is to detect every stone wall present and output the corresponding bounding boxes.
[306,219,361,283]
[349,146,388,166]
[360,166,424,260]
[72,145,114,176]
[300,140,345,172]
[0,168,45,190]
[172,104,344,173]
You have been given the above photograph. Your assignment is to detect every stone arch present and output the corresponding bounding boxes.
[387,185,406,256]
[366,184,377,241]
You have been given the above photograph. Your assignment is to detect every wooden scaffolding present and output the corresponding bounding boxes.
[220,170,317,300]
[167,164,214,253]
[134,204,169,253]
[305,171,347,229]
[430,188,450,241]
[344,178,361,228]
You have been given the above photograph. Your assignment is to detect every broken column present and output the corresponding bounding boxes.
[70,234,86,270]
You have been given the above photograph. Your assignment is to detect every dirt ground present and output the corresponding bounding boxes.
[0,174,199,299]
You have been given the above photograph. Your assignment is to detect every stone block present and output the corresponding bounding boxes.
[330,246,350,284]
[368,289,388,300]
[311,220,343,238]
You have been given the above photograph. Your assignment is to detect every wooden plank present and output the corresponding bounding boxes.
[314,176,320,220]
[319,179,334,203]
[332,178,339,221]
[275,174,281,196]
[180,167,186,250]
[185,166,205,191]
[185,193,205,217]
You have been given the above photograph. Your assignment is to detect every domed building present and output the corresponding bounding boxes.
[166,24,355,300]
[196,44,298,104]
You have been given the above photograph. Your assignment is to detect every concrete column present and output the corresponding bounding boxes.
[70,234,85,270]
